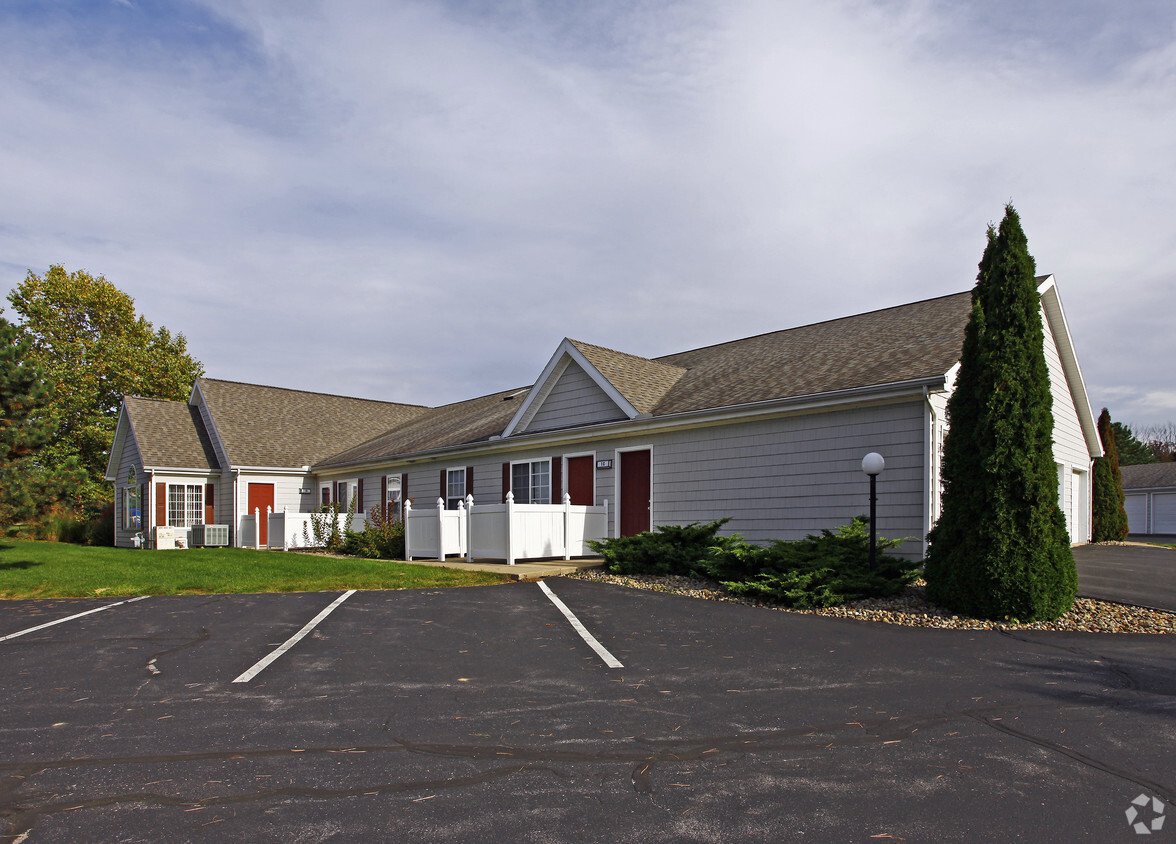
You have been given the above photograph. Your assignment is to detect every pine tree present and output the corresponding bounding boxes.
[925,205,1077,621]
[1090,408,1129,541]
[1111,421,1155,465]
[0,317,83,527]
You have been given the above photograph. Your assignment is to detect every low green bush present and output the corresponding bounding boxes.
[588,519,731,577]
[590,516,918,608]
[302,501,352,552]
[341,506,405,560]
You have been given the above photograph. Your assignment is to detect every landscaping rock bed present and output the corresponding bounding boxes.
[570,571,1176,634]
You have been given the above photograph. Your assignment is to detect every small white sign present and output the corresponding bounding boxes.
[596,459,613,470]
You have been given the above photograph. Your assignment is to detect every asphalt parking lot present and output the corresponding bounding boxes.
[1,579,1174,842]
[1075,542,1176,611]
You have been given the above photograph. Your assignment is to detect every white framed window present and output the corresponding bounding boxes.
[167,484,203,528]
[446,468,466,510]
[386,476,402,520]
[123,485,142,531]
[511,459,551,504]
[334,480,359,512]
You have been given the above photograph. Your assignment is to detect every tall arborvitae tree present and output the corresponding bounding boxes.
[925,205,1077,621]
[1091,408,1129,541]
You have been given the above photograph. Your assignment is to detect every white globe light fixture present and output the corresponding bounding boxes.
[861,453,885,570]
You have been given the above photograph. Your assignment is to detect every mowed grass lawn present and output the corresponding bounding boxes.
[0,541,509,599]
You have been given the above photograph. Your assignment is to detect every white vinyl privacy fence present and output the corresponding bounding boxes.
[239,506,367,550]
[405,493,608,564]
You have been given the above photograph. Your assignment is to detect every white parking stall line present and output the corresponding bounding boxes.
[537,580,624,669]
[0,595,150,643]
[232,590,357,684]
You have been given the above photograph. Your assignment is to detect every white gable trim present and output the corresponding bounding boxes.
[1037,276,1102,459]
[190,379,232,468]
[502,338,639,438]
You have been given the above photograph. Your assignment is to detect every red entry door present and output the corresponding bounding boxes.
[247,483,275,546]
[566,456,594,506]
[619,450,651,536]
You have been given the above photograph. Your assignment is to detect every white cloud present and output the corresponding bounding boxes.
[1,0,1174,420]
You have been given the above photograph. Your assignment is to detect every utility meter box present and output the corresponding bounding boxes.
[153,526,179,550]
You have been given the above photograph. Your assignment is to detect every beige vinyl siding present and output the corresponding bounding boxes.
[1042,305,1092,543]
[523,362,626,433]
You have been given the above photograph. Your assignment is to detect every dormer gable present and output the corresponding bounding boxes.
[503,338,687,437]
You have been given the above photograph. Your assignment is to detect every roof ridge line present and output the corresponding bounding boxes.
[653,289,973,361]
[198,376,426,408]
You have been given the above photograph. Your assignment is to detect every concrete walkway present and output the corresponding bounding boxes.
[401,556,605,582]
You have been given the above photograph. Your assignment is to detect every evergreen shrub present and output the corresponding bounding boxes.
[588,519,731,577]
[1091,408,1129,541]
[589,517,918,607]
[924,205,1077,621]
[705,518,917,607]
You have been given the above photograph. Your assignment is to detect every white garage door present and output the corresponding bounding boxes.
[1154,492,1176,534]
[1125,494,1148,534]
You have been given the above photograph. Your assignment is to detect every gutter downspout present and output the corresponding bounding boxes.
[148,470,155,550]
[922,386,937,560]
[232,468,240,548]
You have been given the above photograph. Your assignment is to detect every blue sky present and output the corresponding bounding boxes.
[2,0,1174,425]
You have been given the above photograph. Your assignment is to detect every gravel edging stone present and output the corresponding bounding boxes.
[569,571,1176,634]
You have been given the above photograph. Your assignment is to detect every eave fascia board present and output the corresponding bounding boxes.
[1037,276,1103,459]
[230,465,314,475]
[102,402,132,481]
[140,467,223,477]
[190,378,232,467]
[502,338,639,438]
[314,375,949,474]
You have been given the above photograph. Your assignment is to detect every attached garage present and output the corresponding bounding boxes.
[1120,464,1176,537]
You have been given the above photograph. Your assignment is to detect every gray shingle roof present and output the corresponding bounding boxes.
[317,389,527,468]
[651,291,973,414]
[124,396,219,471]
[197,378,427,468]
[568,340,687,414]
[1120,463,1176,490]
[315,291,975,468]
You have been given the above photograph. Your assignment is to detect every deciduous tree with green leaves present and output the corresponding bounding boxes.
[6,266,203,511]
[924,205,1077,621]
[1091,408,1129,542]
[0,317,85,527]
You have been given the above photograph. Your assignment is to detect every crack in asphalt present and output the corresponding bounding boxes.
[3,699,1135,838]
[967,712,1173,803]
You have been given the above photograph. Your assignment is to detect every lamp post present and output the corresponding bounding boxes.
[861,452,885,572]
